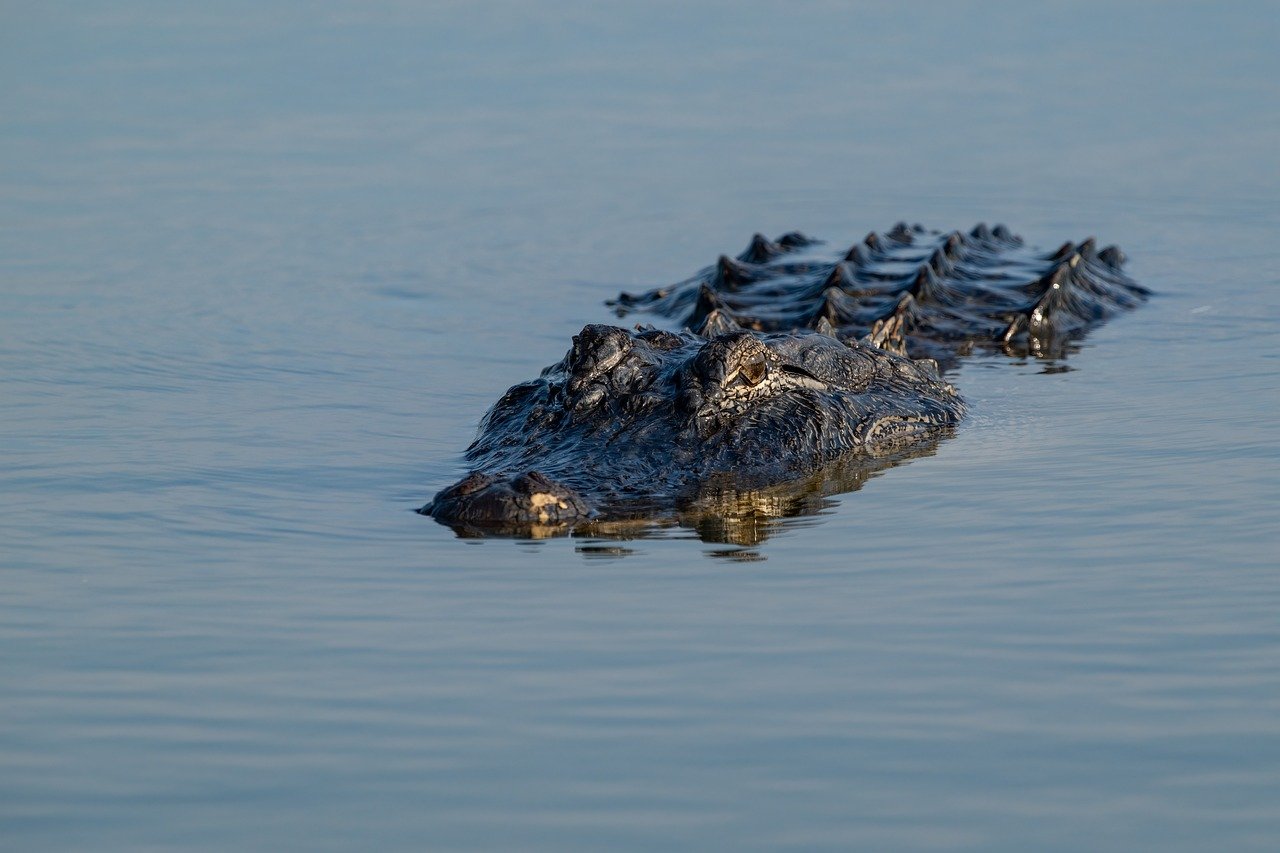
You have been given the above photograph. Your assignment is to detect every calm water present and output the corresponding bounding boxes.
[3,3,1279,850]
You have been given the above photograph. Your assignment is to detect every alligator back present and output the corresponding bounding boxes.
[610,222,1148,364]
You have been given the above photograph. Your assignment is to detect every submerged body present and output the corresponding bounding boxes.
[425,223,1146,534]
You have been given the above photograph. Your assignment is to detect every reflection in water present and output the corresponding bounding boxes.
[705,548,767,562]
[436,431,950,556]
[575,544,638,560]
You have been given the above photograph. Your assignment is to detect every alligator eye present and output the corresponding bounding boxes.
[739,355,767,387]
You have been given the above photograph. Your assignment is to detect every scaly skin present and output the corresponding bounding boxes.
[610,222,1149,365]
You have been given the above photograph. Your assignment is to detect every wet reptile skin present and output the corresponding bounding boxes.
[424,223,1147,534]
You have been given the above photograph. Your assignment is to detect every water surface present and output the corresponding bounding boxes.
[2,3,1279,850]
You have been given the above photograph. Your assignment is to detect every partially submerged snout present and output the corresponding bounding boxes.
[422,470,591,525]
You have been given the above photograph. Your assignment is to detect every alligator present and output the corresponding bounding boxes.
[424,223,1147,537]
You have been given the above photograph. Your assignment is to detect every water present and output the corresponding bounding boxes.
[3,2,1279,849]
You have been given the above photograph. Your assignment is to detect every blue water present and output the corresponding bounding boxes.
[3,3,1279,850]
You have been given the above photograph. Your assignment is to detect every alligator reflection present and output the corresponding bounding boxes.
[434,431,948,556]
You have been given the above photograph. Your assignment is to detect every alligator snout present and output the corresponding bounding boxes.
[423,470,591,525]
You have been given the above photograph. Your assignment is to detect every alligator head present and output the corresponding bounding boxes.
[423,324,964,529]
